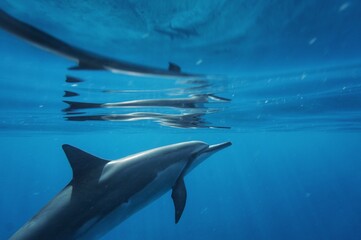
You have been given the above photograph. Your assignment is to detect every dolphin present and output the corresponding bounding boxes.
[10,141,231,240]
[0,9,200,78]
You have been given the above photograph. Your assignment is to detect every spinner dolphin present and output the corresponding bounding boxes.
[10,141,231,240]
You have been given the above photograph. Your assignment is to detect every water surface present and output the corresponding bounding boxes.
[1,1,361,240]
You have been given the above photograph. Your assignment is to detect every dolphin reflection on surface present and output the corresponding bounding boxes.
[62,90,231,129]
[65,112,230,129]
[63,94,230,112]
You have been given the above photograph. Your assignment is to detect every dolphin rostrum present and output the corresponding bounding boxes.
[10,141,231,240]
[0,9,200,78]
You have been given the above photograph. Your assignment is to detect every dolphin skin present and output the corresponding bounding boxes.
[10,141,231,240]
[0,9,199,78]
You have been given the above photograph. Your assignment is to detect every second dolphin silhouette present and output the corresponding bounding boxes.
[0,9,199,78]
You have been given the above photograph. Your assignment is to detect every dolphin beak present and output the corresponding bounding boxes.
[206,142,232,153]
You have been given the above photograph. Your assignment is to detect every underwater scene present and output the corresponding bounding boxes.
[0,1,361,239]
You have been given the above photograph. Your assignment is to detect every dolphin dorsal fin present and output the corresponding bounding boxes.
[62,144,109,180]
[168,62,181,73]
[68,61,104,70]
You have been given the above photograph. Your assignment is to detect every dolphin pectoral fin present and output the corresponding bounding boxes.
[171,178,187,224]
[168,62,181,73]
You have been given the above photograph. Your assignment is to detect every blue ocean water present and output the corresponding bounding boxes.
[0,1,361,240]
